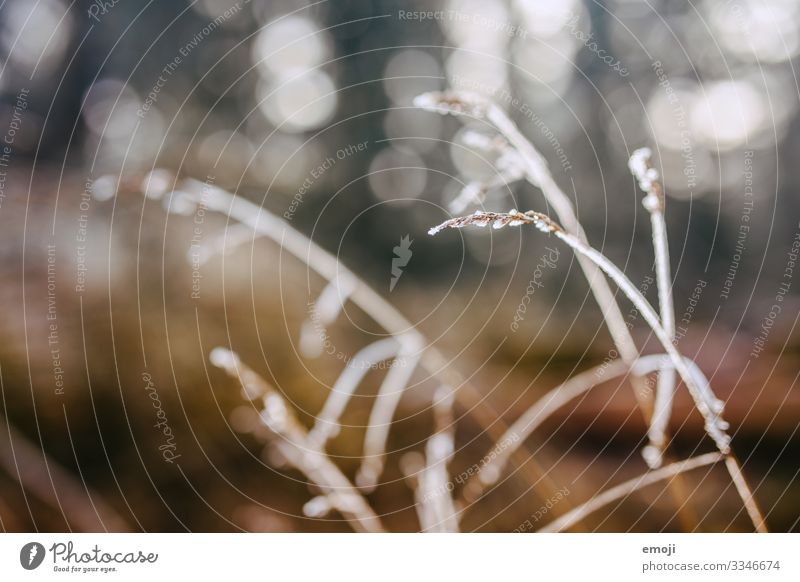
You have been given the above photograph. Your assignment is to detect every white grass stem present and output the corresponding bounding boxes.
[466,359,629,500]
[307,337,400,450]
[418,385,459,532]
[357,334,422,491]
[416,92,644,378]
[464,354,707,500]
[538,452,724,532]
[210,347,385,533]
[430,210,767,531]
[549,226,732,451]
[644,201,677,468]
[629,147,677,469]
[725,455,768,533]
[172,177,561,502]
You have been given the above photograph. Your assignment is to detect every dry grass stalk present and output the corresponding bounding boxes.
[417,89,704,526]
[629,147,677,469]
[430,209,767,532]
[462,359,628,501]
[416,90,650,414]
[462,355,712,501]
[538,452,724,533]
[169,176,569,505]
[398,452,432,529]
[357,333,422,491]
[209,347,385,533]
[430,210,730,449]
[416,384,459,532]
[307,337,399,450]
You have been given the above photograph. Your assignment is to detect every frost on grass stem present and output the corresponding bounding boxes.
[413,90,488,118]
[447,132,526,213]
[628,147,675,469]
[447,138,525,214]
[416,88,654,434]
[429,210,733,455]
[628,147,663,212]
[210,346,385,533]
[428,209,561,236]
[136,172,567,515]
[429,208,771,531]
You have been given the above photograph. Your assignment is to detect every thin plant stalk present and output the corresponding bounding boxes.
[416,90,695,527]
[629,148,677,469]
[430,210,730,450]
[415,91,650,412]
[357,334,422,490]
[170,177,567,504]
[210,347,385,533]
[307,337,400,450]
[417,384,459,532]
[464,359,629,501]
[538,452,723,533]
[463,354,707,501]
[430,210,767,532]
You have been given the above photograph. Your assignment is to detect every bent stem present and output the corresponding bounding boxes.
[463,354,712,503]
[430,210,767,532]
[416,91,650,412]
[357,334,422,491]
[417,89,699,526]
[463,360,625,501]
[306,337,400,450]
[538,452,724,533]
[169,177,566,503]
[210,347,385,533]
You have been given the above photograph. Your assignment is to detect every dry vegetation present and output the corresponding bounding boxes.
[66,89,768,533]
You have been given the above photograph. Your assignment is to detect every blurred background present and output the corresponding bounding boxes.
[0,0,798,532]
